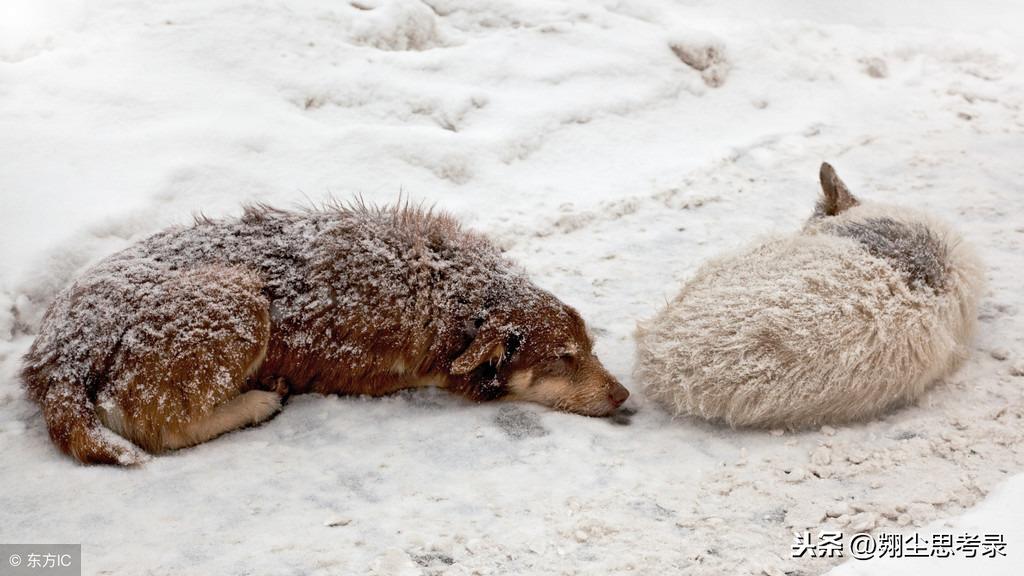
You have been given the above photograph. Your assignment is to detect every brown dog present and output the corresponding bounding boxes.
[21,203,628,465]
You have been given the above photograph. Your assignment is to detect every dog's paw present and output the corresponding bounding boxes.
[115,446,153,466]
[239,390,283,424]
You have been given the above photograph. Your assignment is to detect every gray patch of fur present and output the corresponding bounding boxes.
[825,217,949,291]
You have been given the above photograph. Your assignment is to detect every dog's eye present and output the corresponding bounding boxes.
[558,353,575,368]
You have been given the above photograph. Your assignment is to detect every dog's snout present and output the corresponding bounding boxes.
[608,382,630,407]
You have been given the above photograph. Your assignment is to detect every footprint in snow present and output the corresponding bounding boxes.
[494,405,549,440]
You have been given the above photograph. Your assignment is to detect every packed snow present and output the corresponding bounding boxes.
[2,0,1023,574]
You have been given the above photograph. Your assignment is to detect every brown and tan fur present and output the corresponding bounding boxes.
[22,203,628,465]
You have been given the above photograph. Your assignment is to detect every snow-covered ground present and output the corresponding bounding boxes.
[2,1,1023,574]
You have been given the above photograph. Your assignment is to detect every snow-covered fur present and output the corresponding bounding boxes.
[635,164,984,428]
[22,203,628,465]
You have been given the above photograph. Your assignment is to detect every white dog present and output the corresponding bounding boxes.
[635,163,984,428]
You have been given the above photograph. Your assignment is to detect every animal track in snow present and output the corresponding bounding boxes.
[494,405,548,440]
[348,0,448,52]
[669,38,729,88]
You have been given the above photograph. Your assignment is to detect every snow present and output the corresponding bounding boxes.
[828,474,1024,576]
[1,0,1023,574]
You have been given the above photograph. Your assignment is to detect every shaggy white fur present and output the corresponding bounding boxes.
[635,164,985,428]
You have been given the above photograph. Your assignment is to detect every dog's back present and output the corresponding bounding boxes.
[22,204,519,463]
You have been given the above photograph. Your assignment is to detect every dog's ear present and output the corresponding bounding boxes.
[451,333,505,375]
[818,162,859,216]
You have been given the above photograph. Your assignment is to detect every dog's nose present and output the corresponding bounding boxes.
[608,383,630,407]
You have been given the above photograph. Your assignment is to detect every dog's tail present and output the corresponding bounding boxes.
[38,380,148,466]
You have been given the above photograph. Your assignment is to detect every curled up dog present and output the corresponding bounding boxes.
[635,163,984,428]
[21,203,629,465]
